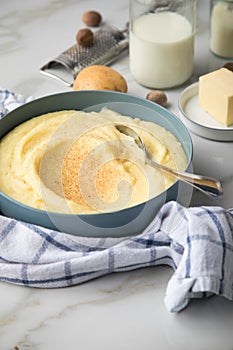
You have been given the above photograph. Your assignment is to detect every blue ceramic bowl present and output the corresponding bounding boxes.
[0,91,193,237]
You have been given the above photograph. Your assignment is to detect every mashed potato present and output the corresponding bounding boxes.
[0,108,187,214]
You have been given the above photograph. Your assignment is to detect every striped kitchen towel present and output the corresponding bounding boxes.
[0,88,233,312]
[0,88,33,118]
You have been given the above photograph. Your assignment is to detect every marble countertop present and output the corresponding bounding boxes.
[1,0,233,349]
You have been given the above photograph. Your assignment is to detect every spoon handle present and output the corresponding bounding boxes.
[148,159,223,199]
[115,124,223,199]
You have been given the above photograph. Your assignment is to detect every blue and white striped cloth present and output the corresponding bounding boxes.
[0,88,33,118]
[1,88,233,312]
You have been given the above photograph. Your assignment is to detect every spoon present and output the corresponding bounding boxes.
[115,124,223,199]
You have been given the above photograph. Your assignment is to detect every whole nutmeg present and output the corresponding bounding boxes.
[146,90,167,107]
[76,28,94,47]
[82,10,102,27]
[223,62,233,72]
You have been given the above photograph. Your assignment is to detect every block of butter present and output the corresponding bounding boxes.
[199,68,233,127]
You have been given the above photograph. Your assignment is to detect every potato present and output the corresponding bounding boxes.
[73,65,128,92]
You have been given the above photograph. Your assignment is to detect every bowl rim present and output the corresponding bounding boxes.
[0,89,193,218]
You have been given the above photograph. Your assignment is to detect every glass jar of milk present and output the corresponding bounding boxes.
[129,0,196,89]
[210,0,233,58]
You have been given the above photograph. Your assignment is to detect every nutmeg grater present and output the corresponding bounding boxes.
[40,25,128,87]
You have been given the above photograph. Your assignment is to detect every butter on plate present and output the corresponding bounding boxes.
[199,68,233,127]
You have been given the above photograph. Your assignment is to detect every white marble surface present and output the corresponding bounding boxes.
[1,0,233,349]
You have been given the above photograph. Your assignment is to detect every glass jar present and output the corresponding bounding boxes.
[210,0,233,58]
[129,0,196,89]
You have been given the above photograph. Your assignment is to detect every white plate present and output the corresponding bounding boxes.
[178,82,233,141]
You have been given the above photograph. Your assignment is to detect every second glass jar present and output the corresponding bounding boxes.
[129,0,196,89]
[210,0,233,58]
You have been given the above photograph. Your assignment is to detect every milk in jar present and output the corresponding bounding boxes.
[210,0,233,58]
[129,11,195,89]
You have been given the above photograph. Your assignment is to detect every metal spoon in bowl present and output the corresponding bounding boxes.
[115,124,223,199]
